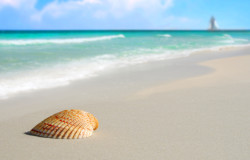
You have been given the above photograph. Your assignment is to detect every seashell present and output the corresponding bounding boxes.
[30,109,98,139]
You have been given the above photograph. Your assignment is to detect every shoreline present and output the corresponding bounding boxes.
[0,46,249,119]
[1,44,250,101]
[0,46,250,160]
[135,54,250,97]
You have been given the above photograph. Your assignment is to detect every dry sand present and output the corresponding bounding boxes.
[0,47,250,160]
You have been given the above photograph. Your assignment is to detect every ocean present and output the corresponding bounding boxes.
[0,30,250,99]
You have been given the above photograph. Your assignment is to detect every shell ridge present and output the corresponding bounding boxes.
[55,114,81,139]
[65,111,89,139]
[62,119,83,139]
[68,119,85,139]
[59,117,81,139]
[60,111,85,139]
[29,109,98,139]
[40,117,61,137]
[47,118,65,138]
[52,112,72,138]
[48,111,71,138]
[78,124,93,139]
[31,117,53,136]
[72,114,93,139]
[86,113,98,130]
[73,121,87,139]
[44,114,70,137]
[33,110,68,137]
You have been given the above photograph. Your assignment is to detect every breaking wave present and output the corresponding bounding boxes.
[159,34,172,38]
[0,34,125,45]
[1,43,250,99]
[221,34,248,44]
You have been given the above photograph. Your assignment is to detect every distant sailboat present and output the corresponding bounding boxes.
[209,16,218,31]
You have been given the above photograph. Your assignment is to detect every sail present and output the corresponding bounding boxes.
[209,16,218,30]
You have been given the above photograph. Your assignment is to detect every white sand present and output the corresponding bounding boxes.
[0,47,250,160]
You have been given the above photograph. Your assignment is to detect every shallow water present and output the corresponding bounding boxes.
[0,30,250,98]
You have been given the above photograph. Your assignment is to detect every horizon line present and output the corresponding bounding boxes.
[0,29,249,32]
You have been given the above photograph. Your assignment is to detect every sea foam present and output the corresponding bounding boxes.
[1,43,249,100]
[220,34,248,44]
[159,34,172,38]
[3,44,249,99]
[1,31,250,99]
[0,34,125,45]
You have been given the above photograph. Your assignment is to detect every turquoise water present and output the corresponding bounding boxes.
[0,30,250,98]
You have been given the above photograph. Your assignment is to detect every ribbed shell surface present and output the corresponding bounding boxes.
[30,109,98,139]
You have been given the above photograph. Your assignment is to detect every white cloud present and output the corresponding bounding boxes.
[109,0,172,11]
[0,0,36,9]
[0,0,173,21]
[0,0,177,29]
[0,0,20,8]
[106,0,173,17]
[31,0,173,21]
[31,0,102,21]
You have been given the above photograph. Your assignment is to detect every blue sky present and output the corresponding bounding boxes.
[0,0,249,30]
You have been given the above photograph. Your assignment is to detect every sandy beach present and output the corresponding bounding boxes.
[0,47,250,160]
